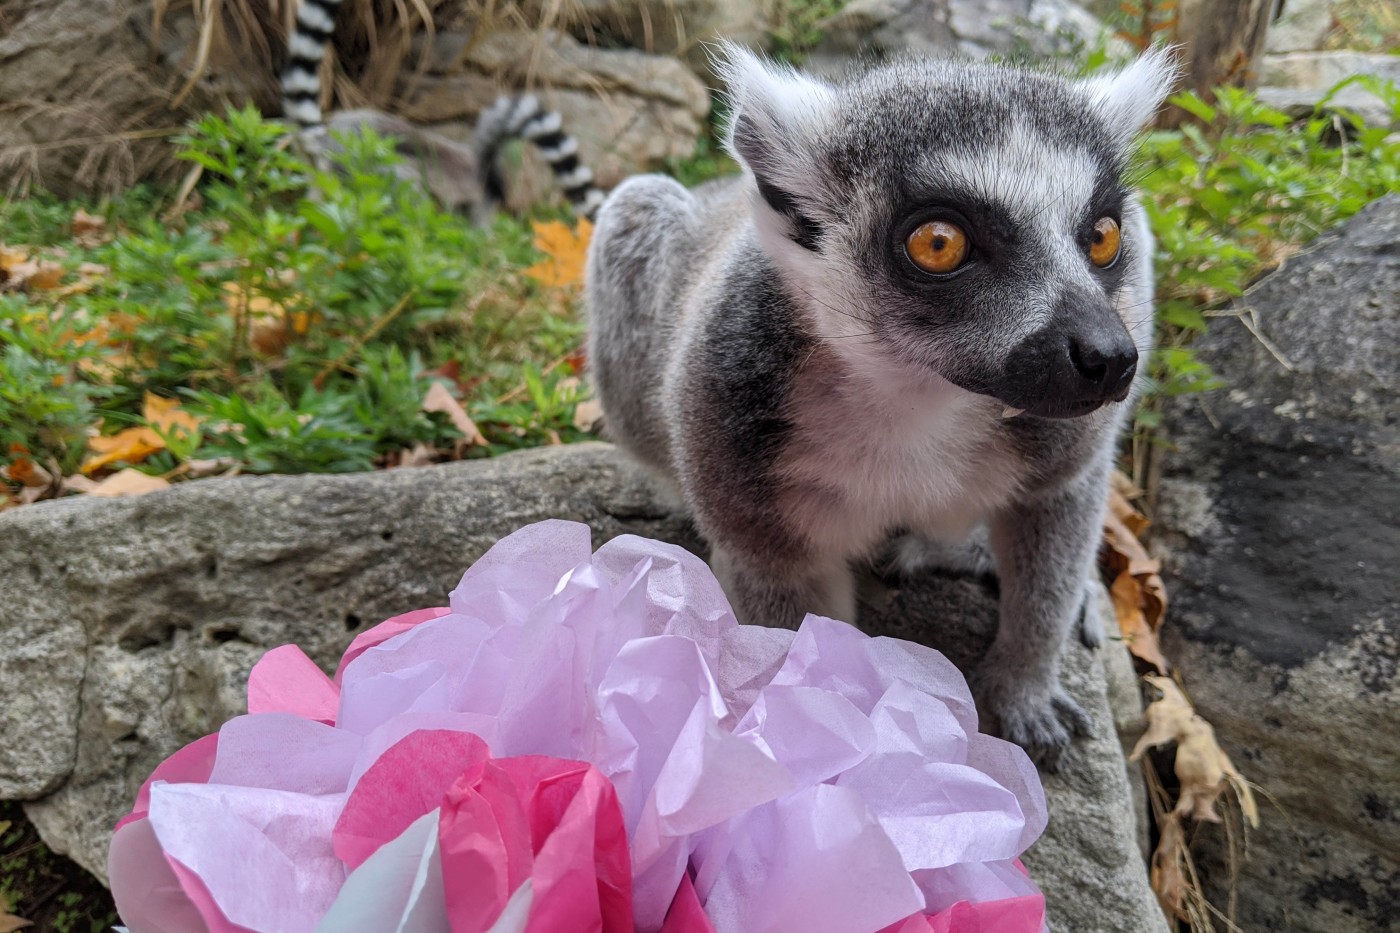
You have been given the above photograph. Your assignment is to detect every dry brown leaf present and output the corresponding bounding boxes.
[573,399,604,432]
[89,469,172,498]
[398,443,440,468]
[71,208,109,247]
[525,218,593,288]
[1150,812,1191,921]
[1110,571,1170,673]
[82,394,202,473]
[0,246,64,293]
[1101,485,1169,673]
[183,457,239,479]
[1133,675,1254,829]
[61,474,100,495]
[422,382,487,447]
[1108,484,1151,537]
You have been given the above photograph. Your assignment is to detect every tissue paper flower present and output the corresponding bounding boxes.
[109,520,1049,933]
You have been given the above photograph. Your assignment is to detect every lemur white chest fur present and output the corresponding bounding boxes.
[776,359,1026,556]
[586,43,1176,769]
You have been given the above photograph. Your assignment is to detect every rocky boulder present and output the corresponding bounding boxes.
[1155,195,1400,931]
[1,442,1164,933]
[1254,49,1400,129]
[398,28,711,208]
[805,0,1114,78]
[0,1,709,199]
[521,0,776,76]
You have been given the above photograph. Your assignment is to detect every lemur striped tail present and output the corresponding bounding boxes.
[472,95,607,221]
[281,0,343,128]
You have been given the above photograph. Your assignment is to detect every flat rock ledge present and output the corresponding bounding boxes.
[0,442,1164,933]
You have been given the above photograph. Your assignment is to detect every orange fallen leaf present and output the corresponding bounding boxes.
[88,469,171,498]
[0,455,52,489]
[143,391,201,443]
[1109,571,1170,673]
[82,427,163,474]
[1101,480,1169,673]
[422,382,487,447]
[524,218,592,288]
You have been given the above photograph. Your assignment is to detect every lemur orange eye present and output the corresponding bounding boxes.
[1090,216,1121,268]
[906,220,969,274]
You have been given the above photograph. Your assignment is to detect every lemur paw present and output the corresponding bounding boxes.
[971,672,1095,772]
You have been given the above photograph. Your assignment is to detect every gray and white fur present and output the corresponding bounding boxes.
[585,44,1176,768]
[279,0,605,219]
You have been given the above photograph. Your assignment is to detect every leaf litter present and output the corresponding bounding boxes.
[1101,471,1258,931]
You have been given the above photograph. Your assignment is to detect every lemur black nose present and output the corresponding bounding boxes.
[1069,334,1138,398]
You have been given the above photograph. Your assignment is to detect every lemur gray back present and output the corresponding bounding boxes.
[278,0,604,219]
[585,45,1176,769]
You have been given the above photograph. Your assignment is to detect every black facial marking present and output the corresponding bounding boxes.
[734,115,824,251]
[756,178,823,251]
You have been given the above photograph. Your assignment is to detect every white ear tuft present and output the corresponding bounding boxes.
[713,41,835,190]
[1081,46,1181,142]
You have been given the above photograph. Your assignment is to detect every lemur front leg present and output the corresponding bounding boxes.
[709,543,857,630]
[973,466,1107,770]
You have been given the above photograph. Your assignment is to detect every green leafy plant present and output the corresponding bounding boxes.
[1132,75,1400,441]
[188,384,378,474]
[1,105,589,490]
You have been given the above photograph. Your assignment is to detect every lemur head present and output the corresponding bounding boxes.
[718,45,1177,418]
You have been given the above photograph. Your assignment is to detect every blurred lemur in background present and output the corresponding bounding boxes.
[586,43,1177,768]
[279,0,605,221]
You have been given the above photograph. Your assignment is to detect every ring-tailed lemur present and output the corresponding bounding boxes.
[586,43,1177,768]
[279,0,605,219]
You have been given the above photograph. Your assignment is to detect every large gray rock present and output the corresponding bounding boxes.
[1255,50,1400,130]
[1156,196,1400,931]
[1265,0,1336,53]
[1,442,1164,932]
[400,28,711,201]
[806,0,1114,78]
[521,0,776,75]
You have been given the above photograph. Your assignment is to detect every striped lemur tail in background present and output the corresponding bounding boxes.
[278,0,606,220]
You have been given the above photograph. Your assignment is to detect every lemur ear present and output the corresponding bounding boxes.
[1081,47,1181,143]
[715,42,835,248]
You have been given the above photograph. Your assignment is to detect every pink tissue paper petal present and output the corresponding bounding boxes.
[246,644,339,722]
[119,732,219,830]
[659,875,716,933]
[439,754,633,933]
[335,606,452,684]
[318,809,449,933]
[208,713,360,795]
[108,819,216,933]
[334,728,490,870]
[147,782,344,932]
